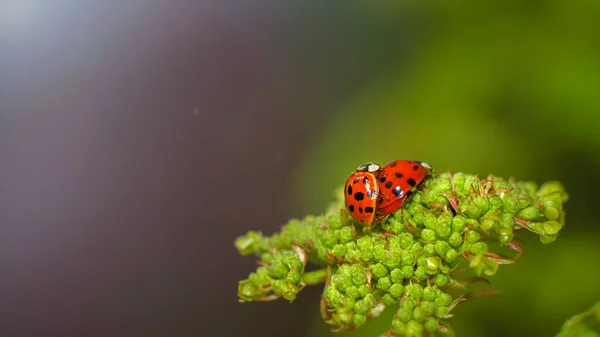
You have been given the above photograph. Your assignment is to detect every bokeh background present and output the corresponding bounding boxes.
[2,1,599,337]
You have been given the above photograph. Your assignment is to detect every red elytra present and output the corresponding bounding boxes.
[375,160,433,217]
[344,162,381,226]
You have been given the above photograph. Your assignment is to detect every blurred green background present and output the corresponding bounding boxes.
[290,2,600,336]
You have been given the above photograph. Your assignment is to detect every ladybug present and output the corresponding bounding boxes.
[344,162,382,226]
[376,160,433,217]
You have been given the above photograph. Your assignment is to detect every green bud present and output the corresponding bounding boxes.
[424,243,436,256]
[353,314,366,327]
[449,232,463,247]
[409,283,424,301]
[402,265,414,278]
[350,265,367,286]
[371,263,388,279]
[412,212,425,227]
[392,319,406,333]
[345,286,360,299]
[432,175,452,192]
[489,195,503,208]
[424,317,438,332]
[389,283,405,298]
[269,261,290,279]
[321,230,337,248]
[436,306,450,317]
[238,280,260,301]
[390,268,404,282]
[383,293,396,305]
[384,251,402,270]
[452,215,466,233]
[435,240,450,255]
[423,286,437,301]
[426,257,440,271]
[434,274,450,287]
[503,195,520,213]
[332,273,352,292]
[413,307,426,322]
[544,207,559,220]
[406,320,425,337]
[377,277,392,291]
[436,220,452,239]
[397,307,412,323]
[324,285,341,305]
[436,293,453,306]
[517,206,540,220]
[234,231,265,256]
[282,288,297,301]
[332,244,347,257]
[341,295,356,310]
[540,234,557,244]
[452,173,466,194]
[445,248,458,262]
[389,218,404,234]
[421,229,436,242]
[479,217,496,232]
[470,242,488,254]
[401,297,417,311]
[328,214,343,229]
[317,246,328,261]
[287,271,300,285]
[335,309,352,325]
[543,220,562,235]
[465,230,480,244]
[402,250,416,265]
[424,213,438,230]
[420,300,437,315]
[399,232,414,250]
[357,236,373,251]
[373,246,386,262]
[414,266,428,281]
[411,241,424,253]
[358,285,371,297]
[354,299,370,314]
[497,227,514,245]
[339,226,353,243]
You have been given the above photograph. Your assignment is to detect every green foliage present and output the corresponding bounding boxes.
[235,170,568,336]
[556,301,600,337]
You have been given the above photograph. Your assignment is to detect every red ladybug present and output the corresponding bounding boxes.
[376,160,432,217]
[344,162,381,226]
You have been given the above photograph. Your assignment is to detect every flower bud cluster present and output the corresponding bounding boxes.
[235,171,568,336]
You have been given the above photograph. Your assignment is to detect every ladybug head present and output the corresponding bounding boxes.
[356,162,381,173]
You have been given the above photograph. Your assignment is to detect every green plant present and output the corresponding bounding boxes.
[235,170,568,336]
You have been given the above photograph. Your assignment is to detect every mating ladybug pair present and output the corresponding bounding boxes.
[344,160,433,226]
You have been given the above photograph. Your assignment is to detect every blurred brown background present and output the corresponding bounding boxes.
[2,1,600,337]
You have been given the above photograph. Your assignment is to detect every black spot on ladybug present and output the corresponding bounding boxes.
[347,185,353,195]
[359,207,363,213]
[363,177,369,184]
[395,172,404,178]
[353,177,360,184]
[390,161,397,167]
[365,206,374,213]
[392,186,403,197]
[413,165,419,171]
[379,176,386,183]
[407,178,416,187]
[354,192,365,201]
[385,181,393,189]
[349,205,355,212]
